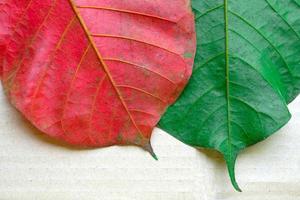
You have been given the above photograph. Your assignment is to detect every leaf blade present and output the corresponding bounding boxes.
[1,0,196,153]
[159,0,299,190]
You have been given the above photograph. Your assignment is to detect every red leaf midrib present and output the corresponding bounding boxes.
[68,0,149,145]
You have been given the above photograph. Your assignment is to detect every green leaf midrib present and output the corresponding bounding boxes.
[224,1,240,191]
[224,0,233,160]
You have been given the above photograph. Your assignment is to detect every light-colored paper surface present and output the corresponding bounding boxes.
[1,84,300,200]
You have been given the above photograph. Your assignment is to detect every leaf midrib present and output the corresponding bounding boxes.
[224,0,232,157]
[224,0,242,191]
[68,0,146,143]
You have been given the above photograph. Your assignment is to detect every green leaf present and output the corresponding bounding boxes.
[159,0,300,191]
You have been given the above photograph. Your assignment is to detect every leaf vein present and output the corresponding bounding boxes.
[103,58,176,86]
[91,33,181,57]
[76,5,176,23]
[265,0,300,40]
[194,4,223,20]
[30,16,76,113]
[117,84,167,104]
[229,10,294,82]
[5,0,57,92]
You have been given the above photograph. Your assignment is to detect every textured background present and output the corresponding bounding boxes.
[0,84,300,200]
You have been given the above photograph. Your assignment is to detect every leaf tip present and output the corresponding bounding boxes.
[143,141,158,161]
[224,152,242,192]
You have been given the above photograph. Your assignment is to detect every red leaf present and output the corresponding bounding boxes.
[0,0,196,155]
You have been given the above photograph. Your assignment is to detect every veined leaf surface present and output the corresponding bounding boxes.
[0,0,196,156]
[159,0,300,190]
